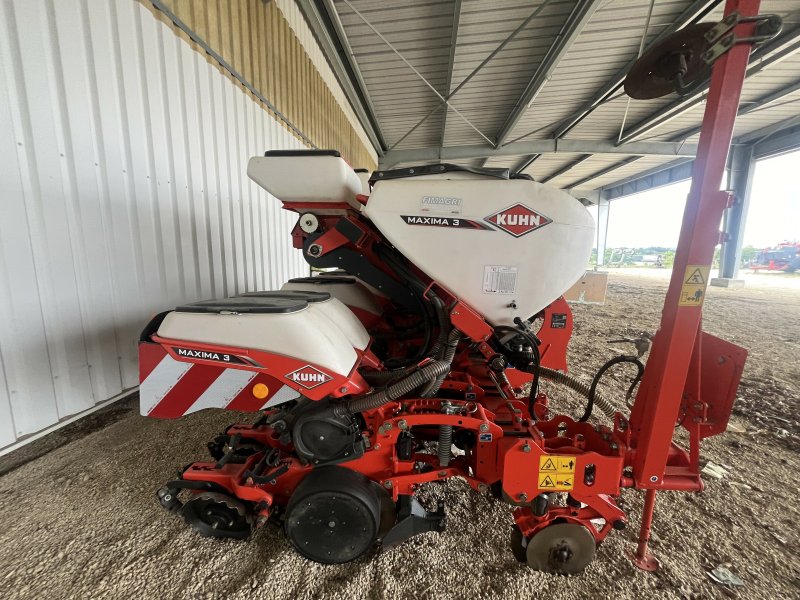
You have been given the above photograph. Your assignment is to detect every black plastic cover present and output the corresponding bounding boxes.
[238,290,331,303]
[175,296,307,314]
[288,275,357,285]
[264,149,341,157]
[369,163,511,184]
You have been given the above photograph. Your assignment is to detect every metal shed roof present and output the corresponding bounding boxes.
[299,0,800,196]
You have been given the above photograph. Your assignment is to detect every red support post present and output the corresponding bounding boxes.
[629,489,660,571]
[629,0,761,487]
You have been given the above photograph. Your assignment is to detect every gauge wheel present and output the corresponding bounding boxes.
[525,523,596,574]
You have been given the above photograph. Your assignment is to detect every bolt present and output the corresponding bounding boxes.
[383,480,393,489]
[479,423,489,432]
[340,386,348,393]
[438,470,447,477]
[649,475,659,483]
[693,402,703,410]
[307,244,322,257]
[609,442,618,451]
[477,483,488,493]
[398,419,408,430]
[383,421,393,431]
[519,493,528,502]
[522,443,531,453]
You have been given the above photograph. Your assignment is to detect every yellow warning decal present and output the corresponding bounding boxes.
[679,264,710,306]
[538,455,576,490]
[539,457,557,472]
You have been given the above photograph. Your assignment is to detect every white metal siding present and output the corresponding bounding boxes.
[0,0,309,450]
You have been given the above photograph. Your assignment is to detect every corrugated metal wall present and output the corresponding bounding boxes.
[0,0,315,451]
[149,0,378,171]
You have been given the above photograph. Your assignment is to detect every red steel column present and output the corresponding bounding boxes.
[629,0,761,487]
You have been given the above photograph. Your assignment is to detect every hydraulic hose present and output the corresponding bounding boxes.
[420,329,461,397]
[335,360,451,416]
[359,367,415,387]
[538,366,617,420]
[586,356,645,419]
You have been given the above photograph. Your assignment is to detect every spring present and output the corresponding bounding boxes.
[438,425,453,467]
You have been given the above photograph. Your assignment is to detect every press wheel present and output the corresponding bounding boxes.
[525,523,596,574]
[284,466,381,564]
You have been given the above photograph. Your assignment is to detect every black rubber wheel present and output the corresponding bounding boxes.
[285,467,381,564]
[181,492,251,539]
[510,527,528,563]
[525,523,596,574]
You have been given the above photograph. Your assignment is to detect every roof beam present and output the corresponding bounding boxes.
[568,156,642,189]
[494,0,602,147]
[512,154,540,173]
[564,77,800,189]
[389,0,555,150]
[439,0,462,147]
[665,77,800,143]
[508,0,721,174]
[296,0,387,153]
[618,26,800,144]
[599,116,800,197]
[539,156,591,184]
[549,0,722,140]
[742,115,800,158]
[752,123,800,159]
[601,159,694,200]
[379,139,698,169]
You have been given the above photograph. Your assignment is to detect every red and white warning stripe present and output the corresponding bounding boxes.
[139,345,298,418]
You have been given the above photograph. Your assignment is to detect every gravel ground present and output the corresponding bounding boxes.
[0,273,798,599]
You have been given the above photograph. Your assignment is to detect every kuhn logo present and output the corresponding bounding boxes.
[485,204,552,237]
[286,365,333,389]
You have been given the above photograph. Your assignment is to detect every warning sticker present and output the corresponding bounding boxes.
[679,264,710,306]
[537,455,576,491]
[483,265,518,294]
[539,457,557,472]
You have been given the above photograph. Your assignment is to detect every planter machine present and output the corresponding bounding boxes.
[140,1,777,574]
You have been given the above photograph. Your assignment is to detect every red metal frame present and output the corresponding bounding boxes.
[627,0,760,566]
[142,4,762,565]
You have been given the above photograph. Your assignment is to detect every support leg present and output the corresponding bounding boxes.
[629,489,660,571]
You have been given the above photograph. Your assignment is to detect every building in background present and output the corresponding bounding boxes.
[0,0,377,453]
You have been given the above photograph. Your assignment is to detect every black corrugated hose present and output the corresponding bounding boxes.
[538,366,618,420]
[335,360,451,416]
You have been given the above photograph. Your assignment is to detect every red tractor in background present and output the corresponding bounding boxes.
[749,241,800,272]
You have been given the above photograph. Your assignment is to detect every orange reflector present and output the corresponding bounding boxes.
[252,383,269,399]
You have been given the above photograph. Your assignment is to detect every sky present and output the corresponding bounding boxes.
[590,150,800,249]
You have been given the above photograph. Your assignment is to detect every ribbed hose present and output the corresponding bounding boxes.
[360,367,415,387]
[420,329,461,397]
[427,297,449,360]
[539,367,617,420]
[335,360,451,417]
